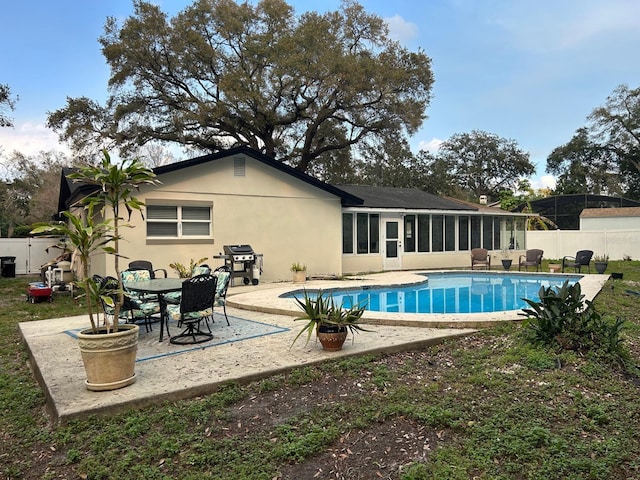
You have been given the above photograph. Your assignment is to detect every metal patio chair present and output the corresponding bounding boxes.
[128,260,167,279]
[166,274,217,345]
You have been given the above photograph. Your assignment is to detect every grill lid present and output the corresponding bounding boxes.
[224,244,255,255]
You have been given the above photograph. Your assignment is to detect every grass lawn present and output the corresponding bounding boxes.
[2,261,640,479]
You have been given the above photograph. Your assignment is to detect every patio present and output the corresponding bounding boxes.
[19,271,608,425]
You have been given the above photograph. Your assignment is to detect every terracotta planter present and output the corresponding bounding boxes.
[317,325,348,351]
[292,270,307,283]
[77,324,139,391]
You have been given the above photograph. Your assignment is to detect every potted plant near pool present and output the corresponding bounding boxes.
[31,150,158,391]
[594,253,609,274]
[290,262,307,283]
[500,249,512,270]
[291,289,370,351]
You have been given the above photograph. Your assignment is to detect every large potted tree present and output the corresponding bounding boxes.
[32,150,158,391]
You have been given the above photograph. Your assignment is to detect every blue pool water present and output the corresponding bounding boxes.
[284,272,580,314]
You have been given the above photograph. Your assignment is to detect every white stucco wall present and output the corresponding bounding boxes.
[100,153,344,283]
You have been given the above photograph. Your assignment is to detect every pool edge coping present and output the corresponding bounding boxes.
[227,270,610,329]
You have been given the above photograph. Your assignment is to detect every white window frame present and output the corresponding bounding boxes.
[146,203,212,239]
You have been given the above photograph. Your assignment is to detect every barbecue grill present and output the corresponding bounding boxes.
[217,244,263,285]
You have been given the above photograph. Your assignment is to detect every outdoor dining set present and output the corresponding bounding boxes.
[96,260,232,345]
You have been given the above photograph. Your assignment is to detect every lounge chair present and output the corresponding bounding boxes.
[470,248,490,270]
[562,250,593,273]
[518,249,544,272]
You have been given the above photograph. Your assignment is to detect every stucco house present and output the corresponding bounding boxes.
[57,147,530,282]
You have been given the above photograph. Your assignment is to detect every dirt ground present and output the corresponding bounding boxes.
[219,349,454,480]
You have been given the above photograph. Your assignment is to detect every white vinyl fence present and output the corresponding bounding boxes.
[0,237,62,276]
[527,230,640,261]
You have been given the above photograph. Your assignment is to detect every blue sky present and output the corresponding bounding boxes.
[2,0,640,189]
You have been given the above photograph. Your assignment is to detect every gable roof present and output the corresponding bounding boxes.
[154,146,363,206]
[56,167,96,215]
[334,185,478,211]
[56,147,363,213]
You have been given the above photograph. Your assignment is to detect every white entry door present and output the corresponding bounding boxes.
[383,218,402,270]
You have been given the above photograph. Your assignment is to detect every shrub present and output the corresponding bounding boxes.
[169,257,208,278]
[520,281,627,364]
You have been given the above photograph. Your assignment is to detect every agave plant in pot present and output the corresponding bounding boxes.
[31,150,158,391]
[291,289,370,351]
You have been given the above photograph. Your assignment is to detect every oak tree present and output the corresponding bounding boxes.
[47,0,434,174]
[546,84,640,198]
[435,130,535,202]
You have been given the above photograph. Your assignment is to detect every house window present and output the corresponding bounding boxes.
[471,216,481,249]
[417,215,430,252]
[342,213,354,254]
[356,213,379,254]
[369,215,379,253]
[445,215,456,251]
[432,215,444,252]
[343,213,380,254]
[147,205,211,238]
[404,215,415,252]
[492,216,501,250]
[458,216,469,250]
[482,216,493,249]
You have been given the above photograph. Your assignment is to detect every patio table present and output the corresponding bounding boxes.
[125,278,184,342]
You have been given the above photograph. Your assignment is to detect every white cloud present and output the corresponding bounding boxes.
[0,121,66,156]
[417,137,443,153]
[385,14,418,44]
[532,175,557,191]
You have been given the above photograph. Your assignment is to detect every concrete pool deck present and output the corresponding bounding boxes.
[19,270,609,425]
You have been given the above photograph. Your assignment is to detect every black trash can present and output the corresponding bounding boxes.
[1,256,16,277]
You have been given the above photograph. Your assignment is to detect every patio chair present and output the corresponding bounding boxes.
[212,265,232,326]
[193,264,211,276]
[562,250,593,273]
[99,276,160,332]
[128,260,167,279]
[121,268,158,302]
[470,248,491,270]
[518,249,544,272]
[166,274,217,345]
[164,264,212,305]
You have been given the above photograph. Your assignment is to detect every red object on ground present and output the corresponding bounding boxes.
[27,282,53,303]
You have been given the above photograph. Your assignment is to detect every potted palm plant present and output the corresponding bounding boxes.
[31,149,158,391]
[291,289,370,351]
[169,257,209,278]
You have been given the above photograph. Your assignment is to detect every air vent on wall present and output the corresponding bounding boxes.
[234,157,246,176]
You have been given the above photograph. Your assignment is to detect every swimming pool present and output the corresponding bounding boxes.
[284,272,580,314]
